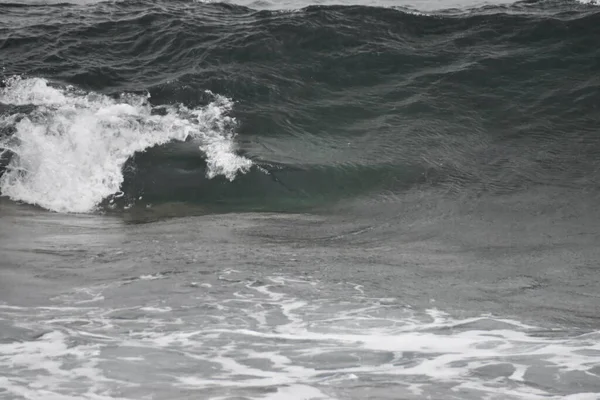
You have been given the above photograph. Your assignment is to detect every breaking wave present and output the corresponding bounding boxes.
[0,76,252,213]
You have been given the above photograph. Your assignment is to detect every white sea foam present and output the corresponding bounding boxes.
[0,76,252,213]
[1,274,599,400]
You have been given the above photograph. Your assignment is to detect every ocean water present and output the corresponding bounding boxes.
[1,0,600,399]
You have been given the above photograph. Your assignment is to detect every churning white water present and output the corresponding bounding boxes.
[1,271,599,400]
[0,76,252,213]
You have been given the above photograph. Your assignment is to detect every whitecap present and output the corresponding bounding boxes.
[0,76,252,213]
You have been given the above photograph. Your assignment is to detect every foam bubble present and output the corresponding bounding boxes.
[0,76,252,213]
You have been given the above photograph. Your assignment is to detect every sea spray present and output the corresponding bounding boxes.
[0,76,252,213]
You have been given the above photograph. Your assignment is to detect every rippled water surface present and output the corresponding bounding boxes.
[1,0,600,398]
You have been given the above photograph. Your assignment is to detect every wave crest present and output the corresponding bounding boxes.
[0,76,252,213]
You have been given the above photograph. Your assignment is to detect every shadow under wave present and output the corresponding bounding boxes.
[101,141,433,221]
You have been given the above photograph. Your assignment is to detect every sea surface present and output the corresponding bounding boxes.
[1,0,600,399]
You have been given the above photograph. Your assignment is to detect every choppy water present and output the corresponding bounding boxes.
[1,0,600,399]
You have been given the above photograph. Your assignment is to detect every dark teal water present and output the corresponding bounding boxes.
[2,0,599,215]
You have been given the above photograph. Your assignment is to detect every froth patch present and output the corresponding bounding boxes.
[0,76,252,213]
[1,275,600,399]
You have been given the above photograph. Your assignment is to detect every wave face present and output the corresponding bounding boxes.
[1,0,600,213]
